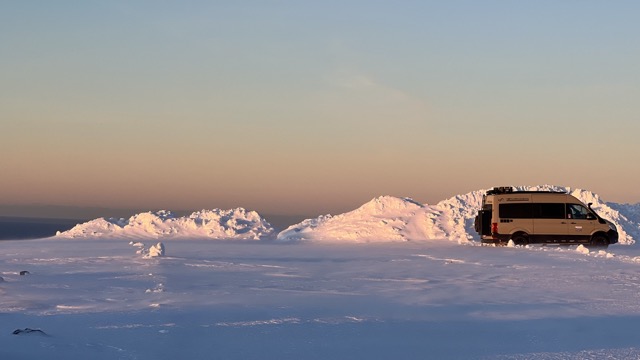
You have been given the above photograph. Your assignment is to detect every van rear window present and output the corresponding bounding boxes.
[499,203,566,219]
[499,204,532,218]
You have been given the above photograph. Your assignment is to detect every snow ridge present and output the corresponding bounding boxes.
[277,196,445,243]
[57,209,275,240]
[277,185,639,245]
[56,186,640,244]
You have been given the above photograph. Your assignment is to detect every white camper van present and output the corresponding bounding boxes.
[474,187,618,246]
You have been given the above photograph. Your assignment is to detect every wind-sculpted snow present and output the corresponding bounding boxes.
[56,186,640,243]
[277,196,446,242]
[57,208,275,240]
[278,185,639,244]
[603,202,640,245]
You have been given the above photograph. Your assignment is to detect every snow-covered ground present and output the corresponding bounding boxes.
[9,186,640,359]
[4,238,640,359]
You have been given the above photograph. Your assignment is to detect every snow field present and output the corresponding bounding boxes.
[9,185,640,359]
[4,239,640,359]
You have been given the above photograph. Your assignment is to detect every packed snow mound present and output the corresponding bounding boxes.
[356,196,424,213]
[277,196,447,243]
[56,217,127,237]
[277,185,639,244]
[57,209,275,240]
[147,242,165,257]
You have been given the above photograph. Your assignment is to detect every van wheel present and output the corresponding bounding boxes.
[589,235,609,248]
[512,233,529,246]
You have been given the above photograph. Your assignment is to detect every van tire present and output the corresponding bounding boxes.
[512,233,529,246]
[589,234,609,248]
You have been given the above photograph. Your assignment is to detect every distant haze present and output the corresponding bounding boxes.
[2,2,640,217]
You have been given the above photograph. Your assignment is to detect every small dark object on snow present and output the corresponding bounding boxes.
[19,271,30,276]
[12,328,48,336]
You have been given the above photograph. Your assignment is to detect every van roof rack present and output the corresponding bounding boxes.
[487,187,513,195]
[486,186,566,195]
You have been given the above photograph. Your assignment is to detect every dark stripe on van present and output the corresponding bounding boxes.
[499,203,565,219]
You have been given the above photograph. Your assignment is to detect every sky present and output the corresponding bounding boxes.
[1,1,639,219]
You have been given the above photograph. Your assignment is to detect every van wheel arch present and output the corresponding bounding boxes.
[511,232,529,246]
[589,233,609,248]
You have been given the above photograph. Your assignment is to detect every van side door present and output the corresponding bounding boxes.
[498,203,533,239]
[532,203,567,243]
[566,203,596,243]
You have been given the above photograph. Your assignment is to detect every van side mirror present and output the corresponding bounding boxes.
[586,213,596,220]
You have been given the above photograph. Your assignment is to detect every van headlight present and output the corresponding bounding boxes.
[606,220,617,232]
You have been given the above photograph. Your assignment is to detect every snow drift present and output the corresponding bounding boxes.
[277,185,640,245]
[57,208,275,240]
[55,185,640,244]
[276,196,447,243]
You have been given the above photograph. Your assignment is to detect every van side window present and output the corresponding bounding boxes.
[533,203,565,219]
[499,204,532,218]
[500,203,567,219]
[567,204,589,219]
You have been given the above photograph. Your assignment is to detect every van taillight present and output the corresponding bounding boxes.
[491,223,498,236]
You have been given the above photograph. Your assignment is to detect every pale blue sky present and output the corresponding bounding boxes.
[1,1,639,217]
